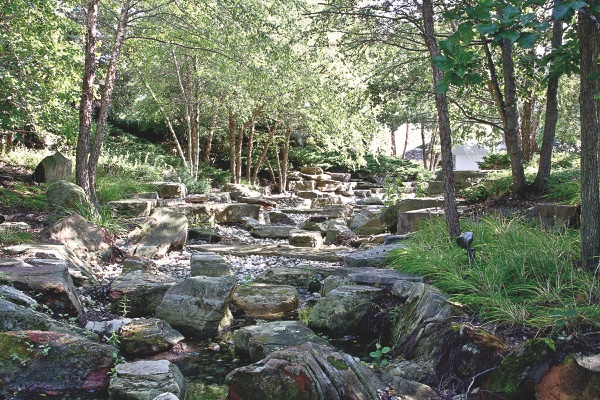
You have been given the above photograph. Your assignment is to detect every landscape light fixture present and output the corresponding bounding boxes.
[456,231,475,266]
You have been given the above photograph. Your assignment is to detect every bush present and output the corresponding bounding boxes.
[477,152,511,170]
[460,173,513,203]
[389,216,599,329]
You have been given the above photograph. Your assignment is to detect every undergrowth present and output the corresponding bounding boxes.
[388,216,599,330]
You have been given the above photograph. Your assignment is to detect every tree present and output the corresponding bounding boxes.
[578,0,600,273]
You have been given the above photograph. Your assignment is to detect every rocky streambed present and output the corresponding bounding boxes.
[1,176,598,400]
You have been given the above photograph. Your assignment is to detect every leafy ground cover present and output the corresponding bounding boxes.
[389,216,600,339]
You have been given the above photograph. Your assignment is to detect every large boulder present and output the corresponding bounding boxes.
[536,353,600,399]
[40,213,113,261]
[32,151,72,183]
[109,360,186,400]
[343,243,405,268]
[154,182,187,199]
[46,180,95,217]
[109,271,179,318]
[253,267,321,291]
[0,330,115,398]
[0,260,83,316]
[331,267,422,289]
[190,252,232,277]
[250,225,297,239]
[308,285,383,336]
[127,209,188,258]
[155,275,237,338]
[224,183,262,200]
[226,342,385,400]
[108,199,154,218]
[288,229,323,249]
[231,283,299,320]
[324,219,357,245]
[2,246,96,285]
[120,318,185,357]
[233,321,329,362]
[0,285,37,308]
[525,203,581,228]
[0,299,89,336]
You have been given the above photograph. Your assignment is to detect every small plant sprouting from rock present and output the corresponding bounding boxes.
[369,342,390,367]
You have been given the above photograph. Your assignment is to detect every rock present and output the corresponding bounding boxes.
[296,190,324,200]
[268,211,296,225]
[288,229,323,248]
[153,394,180,400]
[320,275,352,296]
[536,353,600,399]
[85,318,131,335]
[237,196,277,208]
[224,183,262,200]
[343,242,405,268]
[301,216,330,235]
[132,191,159,202]
[109,271,179,317]
[379,371,436,400]
[253,267,321,291]
[289,180,316,191]
[217,204,261,224]
[300,166,324,175]
[267,197,312,209]
[185,194,209,203]
[122,256,157,273]
[397,197,445,212]
[0,260,83,316]
[155,275,237,338]
[324,219,357,245]
[0,285,37,308]
[46,180,95,217]
[330,172,351,182]
[425,181,444,196]
[333,267,422,288]
[357,196,384,206]
[486,338,556,399]
[188,243,348,262]
[0,299,89,336]
[308,285,383,335]
[109,360,186,400]
[120,318,185,356]
[127,209,188,258]
[435,170,488,189]
[233,321,329,362]
[313,194,343,206]
[108,199,154,218]
[396,208,447,235]
[154,182,187,199]
[390,281,464,349]
[316,179,343,192]
[525,203,581,228]
[226,342,385,400]
[190,252,232,277]
[40,213,113,261]
[0,330,115,398]
[2,245,96,285]
[0,221,30,233]
[250,225,297,239]
[232,283,299,320]
[353,189,372,198]
[32,151,72,183]
[188,228,221,243]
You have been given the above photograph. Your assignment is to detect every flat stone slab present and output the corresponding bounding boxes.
[109,271,179,317]
[153,182,187,198]
[254,267,322,291]
[4,244,96,284]
[343,243,406,268]
[190,252,232,277]
[188,243,353,262]
[120,318,184,356]
[232,283,300,320]
[0,222,31,233]
[250,225,297,238]
[127,209,188,258]
[108,199,153,218]
[109,360,186,400]
[332,267,423,287]
[233,321,329,362]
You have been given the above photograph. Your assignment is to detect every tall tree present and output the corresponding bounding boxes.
[578,0,600,273]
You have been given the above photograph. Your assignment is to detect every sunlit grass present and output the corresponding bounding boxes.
[0,182,47,211]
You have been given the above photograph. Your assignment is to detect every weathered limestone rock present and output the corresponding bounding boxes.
[320,205,354,218]
[320,275,353,296]
[0,285,37,308]
[237,196,277,208]
[0,299,89,336]
[120,318,185,356]
[3,245,96,284]
[353,189,372,198]
[40,213,113,261]
[232,283,299,320]
[46,180,95,217]
[108,199,153,218]
[131,191,159,203]
[187,228,222,243]
[0,330,115,398]
[486,338,556,399]
[536,353,600,400]
[343,242,405,268]
[425,181,444,196]
[357,196,385,206]
[333,267,422,288]
[289,180,316,191]
[253,267,321,291]
[316,179,343,192]
[297,190,324,200]
[109,360,186,400]
[32,151,72,183]
[217,204,261,223]
[300,166,324,175]
[0,221,30,233]
[0,260,83,316]
[250,225,297,238]
[288,229,323,248]
[390,280,465,349]
[226,342,385,400]
[397,197,444,212]
[324,219,357,245]
[109,271,179,317]
[127,209,188,258]
[397,207,444,235]
[154,182,187,198]
[435,170,488,189]
[330,172,351,182]
[301,215,330,235]
[525,203,581,228]
[268,211,296,225]
[189,243,349,262]
[308,285,382,335]
[224,183,262,200]
[233,321,329,362]
[190,252,232,277]
[155,275,237,338]
[122,256,157,273]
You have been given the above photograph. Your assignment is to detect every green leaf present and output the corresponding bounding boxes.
[517,32,538,49]
[436,76,451,94]
[369,351,379,358]
[477,22,500,36]
[439,39,454,54]
[432,55,456,73]
[381,347,391,354]
[502,31,521,43]
[550,310,564,318]
[565,309,578,318]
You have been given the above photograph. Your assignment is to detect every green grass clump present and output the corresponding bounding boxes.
[460,172,513,203]
[0,182,47,211]
[545,168,580,205]
[0,231,35,246]
[388,216,599,329]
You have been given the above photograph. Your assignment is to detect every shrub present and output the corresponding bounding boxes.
[477,152,511,170]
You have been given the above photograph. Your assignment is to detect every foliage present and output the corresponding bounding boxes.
[0,181,47,211]
[545,168,581,205]
[477,152,511,170]
[389,216,599,329]
[460,172,514,203]
[0,230,34,246]
[369,342,390,367]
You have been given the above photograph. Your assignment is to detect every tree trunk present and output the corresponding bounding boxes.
[173,49,193,174]
[204,111,218,165]
[520,93,536,163]
[235,124,244,183]
[428,127,439,171]
[87,0,131,199]
[244,107,262,182]
[420,123,427,169]
[534,1,563,192]
[401,123,409,159]
[499,38,528,197]
[578,1,600,273]
[252,119,279,184]
[228,109,237,183]
[390,127,397,156]
[75,0,98,196]
[422,0,461,238]
[281,127,293,194]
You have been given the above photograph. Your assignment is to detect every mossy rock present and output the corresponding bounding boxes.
[486,338,556,399]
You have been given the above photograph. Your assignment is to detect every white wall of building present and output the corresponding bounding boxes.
[452,144,489,171]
